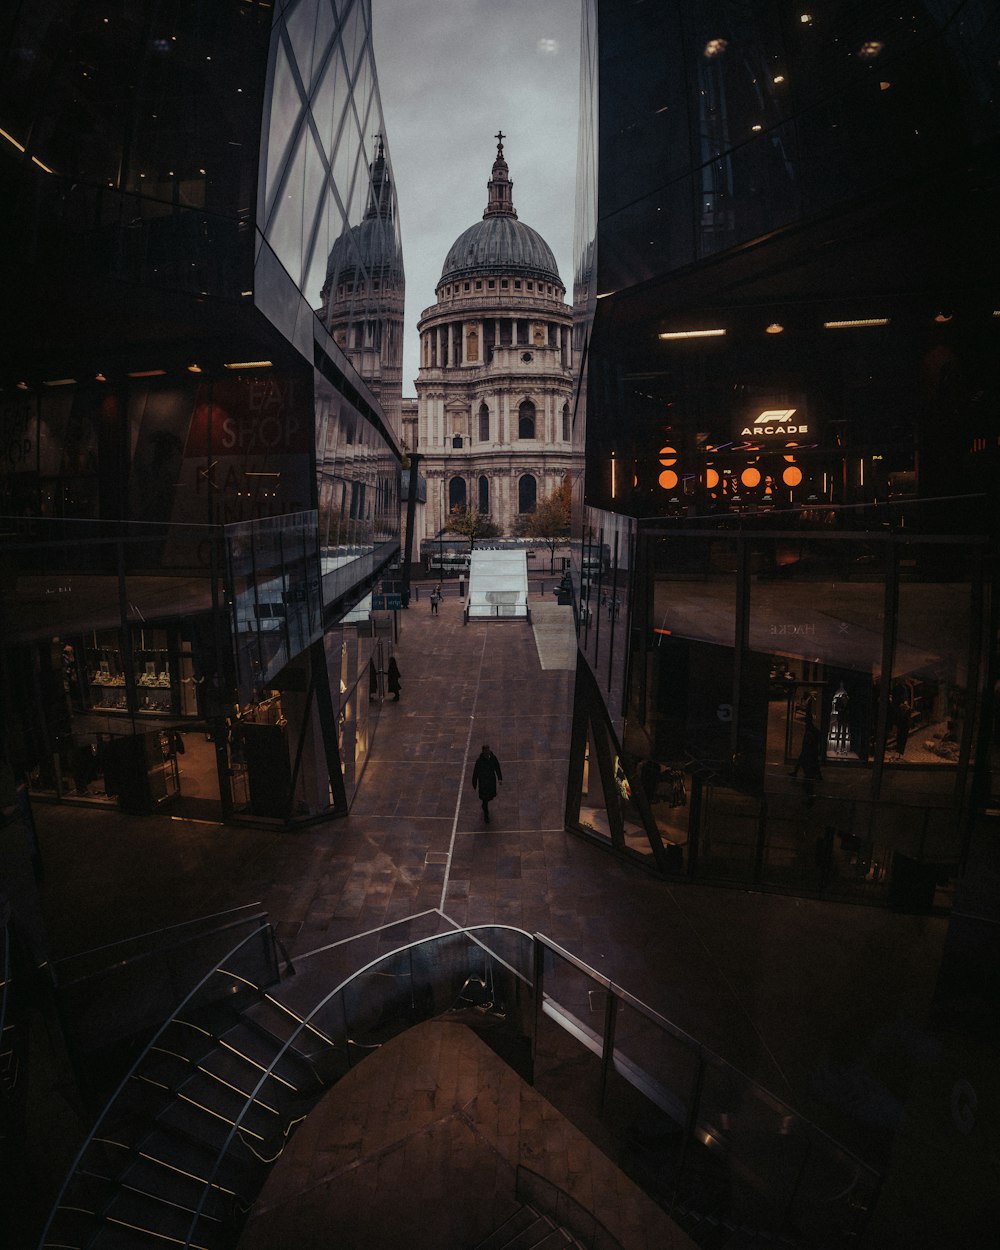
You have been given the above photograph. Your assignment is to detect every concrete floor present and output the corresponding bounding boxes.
[20,580,958,1246]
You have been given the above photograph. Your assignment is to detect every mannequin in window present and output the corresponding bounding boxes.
[831,682,850,751]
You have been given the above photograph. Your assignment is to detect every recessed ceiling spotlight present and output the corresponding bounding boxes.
[934,312,954,324]
[765,323,785,334]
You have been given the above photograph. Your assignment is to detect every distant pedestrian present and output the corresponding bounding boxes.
[790,717,822,781]
[472,743,502,824]
[387,655,401,701]
[430,586,442,615]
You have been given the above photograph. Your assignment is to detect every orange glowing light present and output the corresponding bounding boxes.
[783,442,799,462]
[741,467,761,488]
[782,466,803,487]
[658,469,679,490]
[658,445,677,467]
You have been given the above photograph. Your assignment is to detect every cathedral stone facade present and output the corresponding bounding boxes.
[414,136,581,539]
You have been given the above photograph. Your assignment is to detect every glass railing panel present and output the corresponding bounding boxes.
[694,1062,810,1233]
[785,1139,880,1246]
[534,944,607,1130]
[611,999,698,1131]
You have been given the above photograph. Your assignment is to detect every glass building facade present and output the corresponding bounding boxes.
[0,1,403,823]
[568,0,1000,910]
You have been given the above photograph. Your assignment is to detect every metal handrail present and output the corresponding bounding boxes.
[52,902,266,985]
[186,925,534,1242]
[39,921,278,1248]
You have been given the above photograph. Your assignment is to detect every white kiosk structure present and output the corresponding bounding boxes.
[466,549,529,620]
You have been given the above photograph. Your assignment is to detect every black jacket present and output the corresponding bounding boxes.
[472,751,502,801]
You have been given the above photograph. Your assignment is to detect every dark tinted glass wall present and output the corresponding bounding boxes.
[1,2,271,298]
[598,0,999,292]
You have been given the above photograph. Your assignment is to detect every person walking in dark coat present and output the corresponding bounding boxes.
[430,586,442,614]
[387,656,401,701]
[472,744,502,824]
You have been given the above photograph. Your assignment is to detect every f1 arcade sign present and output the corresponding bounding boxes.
[739,405,811,439]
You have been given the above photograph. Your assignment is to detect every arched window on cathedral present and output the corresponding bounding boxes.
[478,475,489,514]
[449,476,467,512]
[518,474,537,514]
[562,402,570,442]
[479,403,490,442]
[518,400,535,439]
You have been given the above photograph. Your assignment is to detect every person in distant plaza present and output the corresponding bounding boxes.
[387,655,401,702]
[430,585,442,615]
[472,743,502,824]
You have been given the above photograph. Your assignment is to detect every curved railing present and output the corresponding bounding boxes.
[40,922,880,1249]
[183,924,534,1244]
[39,923,533,1249]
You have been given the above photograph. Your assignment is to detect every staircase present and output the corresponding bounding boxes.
[40,956,340,1248]
[474,1203,585,1250]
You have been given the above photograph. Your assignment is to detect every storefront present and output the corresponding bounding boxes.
[569,509,990,911]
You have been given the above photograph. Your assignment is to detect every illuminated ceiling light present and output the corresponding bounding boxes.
[773,74,785,84]
[823,318,889,329]
[704,38,728,57]
[0,126,26,153]
[16,381,29,390]
[751,123,763,132]
[934,312,953,324]
[127,369,166,377]
[244,471,281,477]
[658,328,726,340]
[43,378,77,387]
[223,360,273,370]
[241,290,253,297]
[879,81,892,90]
[31,155,55,173]
[95,373,107,382]
[800,13,813,24]
[765,323,784,334]
[858,41,884,59]
[187,364,202,373]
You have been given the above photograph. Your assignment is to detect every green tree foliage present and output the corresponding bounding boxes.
[515,477,571,570]
[444,504,502,552]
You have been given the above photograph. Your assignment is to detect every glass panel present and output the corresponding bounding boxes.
[694,1058,809,1232]
[534,946,606,1128]
[613,998,699,1141]
[578,720,611,844]
[698,785,758,884]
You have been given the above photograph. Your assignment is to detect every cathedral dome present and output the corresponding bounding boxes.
[325,214,403,285]
[322,138,402,297]
[440,217,560,285]
[439,135,561,287]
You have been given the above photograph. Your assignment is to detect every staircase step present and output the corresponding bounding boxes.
[141,1047,286,1127]
[474,1203,542,1250]
[501,1216,559,1250]
[241,994,335,1054]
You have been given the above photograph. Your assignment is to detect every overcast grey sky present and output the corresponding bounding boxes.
[371,0,581,395]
